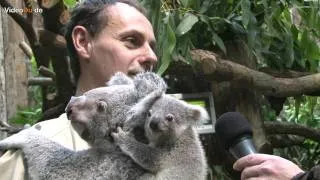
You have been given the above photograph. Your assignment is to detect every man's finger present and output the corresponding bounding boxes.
[233,154,269,171]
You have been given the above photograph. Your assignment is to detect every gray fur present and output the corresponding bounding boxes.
[0,72,208,179]
[0,72,166,180]
[0,127,145,180]
[112,94,209,180]
[66,72,166,144]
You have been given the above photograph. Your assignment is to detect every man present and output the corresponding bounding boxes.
[0,0,157,179]
[234,153,320,180]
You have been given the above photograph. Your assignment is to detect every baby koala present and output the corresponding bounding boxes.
[112,93,209,180]
[66,71,167,144]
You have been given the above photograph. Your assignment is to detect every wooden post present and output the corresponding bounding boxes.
[0,10,7,140]
[0,0,29,139]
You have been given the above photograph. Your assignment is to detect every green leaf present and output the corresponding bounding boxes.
[180,0,189,7]
[284,34,294,68]
[157,24,176,75]
[200,0,212,13]
[63,0,77,8]
[211,31,227,54]
[241,0,251,27]
[306,41,320,60]
[294,96,302,122]
[175,13,198,37]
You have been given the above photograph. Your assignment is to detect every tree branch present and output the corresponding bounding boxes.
[259,67,312,78]
[191,49,320,97]
[0,0,38,46]
[41,103,66,121]
[268,134,305,148]
[39,66,56,80]
[265,121,320,142]
[28,77,54,86]
[40,0,60,9]
[0,121,23,134]
[38,29,67,50]
[19,41,33,59]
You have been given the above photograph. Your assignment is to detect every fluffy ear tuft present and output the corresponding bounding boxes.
[188,104,209,122]
[107,72,133,86]
[133,72,167,98]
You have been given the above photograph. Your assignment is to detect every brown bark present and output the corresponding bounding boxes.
[38,29,67,51]
[268,135,305,148]
[28,77,54,86]
[41,0,60,9]
[191,49,320,97]
[265,121,320,142]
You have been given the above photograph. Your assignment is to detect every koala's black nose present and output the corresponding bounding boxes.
[149,120,158,131]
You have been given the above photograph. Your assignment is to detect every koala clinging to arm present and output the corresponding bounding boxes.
[112,94,209,180]
[0,72,167,180]
[0,98,149,180]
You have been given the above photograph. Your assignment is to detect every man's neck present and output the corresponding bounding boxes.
[75,74,101,96]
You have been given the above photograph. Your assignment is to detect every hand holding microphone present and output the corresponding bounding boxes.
[215,112,257,159]
[215,112,304,180]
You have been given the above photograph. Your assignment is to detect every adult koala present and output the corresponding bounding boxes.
[0,72,166,180]
[66,71,166,144]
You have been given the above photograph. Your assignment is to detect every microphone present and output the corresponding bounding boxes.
[215,112,257,159]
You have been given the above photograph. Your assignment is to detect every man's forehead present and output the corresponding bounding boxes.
[102,3,155,40]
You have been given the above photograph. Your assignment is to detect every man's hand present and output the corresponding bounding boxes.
[233,154,304,180]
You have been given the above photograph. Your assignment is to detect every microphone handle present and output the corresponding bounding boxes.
[229,138,257,159]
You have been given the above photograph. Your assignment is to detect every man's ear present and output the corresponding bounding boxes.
[72,25,92,60]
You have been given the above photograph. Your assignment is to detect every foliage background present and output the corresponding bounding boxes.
[138,0,320,174]
[3,0,319,178]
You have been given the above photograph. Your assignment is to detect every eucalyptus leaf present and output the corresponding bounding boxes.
[200,0,212,13]
[284,34,294,68]
[63,0,77,8]
[157,24,176,75]
[180,0,189,7]
[211,31,227,54]
[241,0,251,27]
[176,13,198,37]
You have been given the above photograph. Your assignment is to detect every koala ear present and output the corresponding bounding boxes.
[97,100,108,112]
[107,72,133,86]
[188,104,209,122]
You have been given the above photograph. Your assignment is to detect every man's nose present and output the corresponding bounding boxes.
[138,44,158,71]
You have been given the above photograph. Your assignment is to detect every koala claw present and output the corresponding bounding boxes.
[111,127,129,145]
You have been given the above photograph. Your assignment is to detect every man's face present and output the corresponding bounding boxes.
[85,3,157,86]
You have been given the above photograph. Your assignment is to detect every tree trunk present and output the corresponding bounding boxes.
[210,40,271,156]
[0,0,29,139]
[0,9,7,140]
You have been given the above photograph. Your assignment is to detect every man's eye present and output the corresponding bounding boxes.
[125,37,140,48]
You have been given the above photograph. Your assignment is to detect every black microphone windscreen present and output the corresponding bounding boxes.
[215,112,253,149]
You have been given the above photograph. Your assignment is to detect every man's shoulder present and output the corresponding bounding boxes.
[32,113,89,150]
[33,113,70,137]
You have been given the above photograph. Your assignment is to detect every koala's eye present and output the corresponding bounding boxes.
[165,114,174,122]
[147,110,152,117]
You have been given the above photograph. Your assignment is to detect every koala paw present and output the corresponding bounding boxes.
[111,127,130,146]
